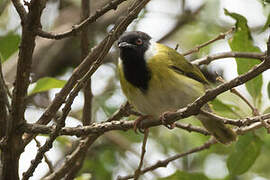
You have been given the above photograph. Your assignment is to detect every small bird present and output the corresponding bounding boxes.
[117,31,236,144]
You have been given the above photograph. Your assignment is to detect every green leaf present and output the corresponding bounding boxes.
[158,171,210,180]
[0,31,20,62]
[210,99,241,119]
[225,9,263,108]
[29,77,66,95]
[227,133,262,175]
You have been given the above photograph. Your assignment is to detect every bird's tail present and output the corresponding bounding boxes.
[197,106,236,144]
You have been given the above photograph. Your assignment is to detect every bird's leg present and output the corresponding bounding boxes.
[134,115,152,133]
[160,111,176,129]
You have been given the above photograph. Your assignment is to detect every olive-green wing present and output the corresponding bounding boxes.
[164,45,209,84]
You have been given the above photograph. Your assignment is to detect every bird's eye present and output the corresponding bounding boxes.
[135,38,143,45]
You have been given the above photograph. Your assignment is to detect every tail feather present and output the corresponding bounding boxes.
[197,110,236,144]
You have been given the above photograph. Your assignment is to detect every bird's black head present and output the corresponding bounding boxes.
[118,31,152,59]
[118,31,152,92]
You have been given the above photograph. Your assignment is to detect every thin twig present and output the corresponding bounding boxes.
[200,110,242,126]
[33,137,54,173]
[183,28,234,56]
[192,52,265,66]
[231,88,259,115]
[22,65,94,179]
[43,135,99,180]
[134,129,149,180]
[117,138,217,180]
[174,122,210,136]
[36,0,129,40]
[258,114,270,133]
[235,120,270,135]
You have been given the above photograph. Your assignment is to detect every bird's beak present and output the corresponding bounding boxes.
[118,42,135,49]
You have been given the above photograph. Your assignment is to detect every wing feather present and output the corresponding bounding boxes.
[156,44,209,84]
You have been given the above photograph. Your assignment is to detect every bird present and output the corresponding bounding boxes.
[117,31,236,144]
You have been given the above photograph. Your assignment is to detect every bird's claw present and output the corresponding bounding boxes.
[160,111,175,129]
[133,115,151,133]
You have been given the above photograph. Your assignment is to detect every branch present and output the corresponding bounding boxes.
[0,57,9,139]
[117,138,217,180]
[199,110,243,127]
[22,67,92,180]
[174,122,211,136]
[22,112,270,137]
[192,52,265,66]
[134,129,149,180]
[2,1,46,179]
[33,138,54,174]
[11,0,27,22]
[10,0,46,134]
[43,135,99,180]
[81,0,92,126]
[36,0,129,40]
[236,120,270,135]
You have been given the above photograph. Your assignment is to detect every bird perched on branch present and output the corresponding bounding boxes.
[117,31,236,144]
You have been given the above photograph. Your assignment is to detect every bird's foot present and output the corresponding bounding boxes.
[160,111,176,129]
[134,115,152,133]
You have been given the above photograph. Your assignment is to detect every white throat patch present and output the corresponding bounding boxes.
[144,40,157,61]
